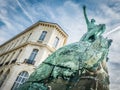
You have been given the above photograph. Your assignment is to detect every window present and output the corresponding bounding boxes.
[4,45,9,51]
[9,43,14,50]
[53,37,59,48]
[13,40,19,48]
[27,49,38,64]
[16,40,20,47]
[0,70,3,76]
[4,53,15,65]
[8,52,15,62]
[19,37,25,44]
[0,56,4,66]
[16,49,22,59]
[26,33,32,42]
[0,56,4,62]
[0,69,10,87]
[39,31,47,41]
[11,71,29,90]
[3,54,9,65]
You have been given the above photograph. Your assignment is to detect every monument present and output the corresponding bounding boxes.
[18,6,112,90]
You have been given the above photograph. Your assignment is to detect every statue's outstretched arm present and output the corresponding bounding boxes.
[83,5,89,25]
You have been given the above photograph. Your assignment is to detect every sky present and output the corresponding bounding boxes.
[0,0,120,89]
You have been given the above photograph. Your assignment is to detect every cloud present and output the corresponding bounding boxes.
[12,0,87,44]
[104,26,120,36]
[0,27,11,44]
[0,21,5,26]
[0,37,6,43]
[0,0,33,44]
[53,1,87,43]
[108,61,120,90]
[15,0,34,23]
[0,0,120,89]
[107,28,120,90]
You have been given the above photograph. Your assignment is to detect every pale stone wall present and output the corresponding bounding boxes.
[0,21,68,90]
[0,64,35,90]
[0,30,32,54]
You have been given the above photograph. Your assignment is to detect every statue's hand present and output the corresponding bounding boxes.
[83,5,86,10]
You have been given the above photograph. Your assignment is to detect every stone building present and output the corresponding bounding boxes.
[0,21,68,90]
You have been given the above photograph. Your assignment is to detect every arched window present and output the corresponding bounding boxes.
[39,31,47,41]
[11,71,29,90]
[27,49,38,64]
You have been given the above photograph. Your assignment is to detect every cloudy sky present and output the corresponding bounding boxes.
[0,0,120,89]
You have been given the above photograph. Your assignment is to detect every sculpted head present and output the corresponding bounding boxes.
[91,19,95,23]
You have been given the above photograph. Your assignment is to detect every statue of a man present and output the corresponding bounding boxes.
[81,6,106,42]
[83,5,96,32]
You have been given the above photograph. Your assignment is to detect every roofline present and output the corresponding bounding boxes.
[38,20,68,36]
[0,21,68,47]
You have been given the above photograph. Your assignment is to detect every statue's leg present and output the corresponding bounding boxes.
[80,33,87,41]
[83,29,97,41]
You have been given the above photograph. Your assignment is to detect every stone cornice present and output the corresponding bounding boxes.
[0,21,68,47]
[0,41,55,56]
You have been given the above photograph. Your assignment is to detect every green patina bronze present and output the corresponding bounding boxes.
[81,6,106,42]
[18,6,112,90]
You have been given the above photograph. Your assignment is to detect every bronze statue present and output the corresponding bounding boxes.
[18,5,112,90]
[81,6,106,42]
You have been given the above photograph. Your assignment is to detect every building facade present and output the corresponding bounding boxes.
[0,21,68,90]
